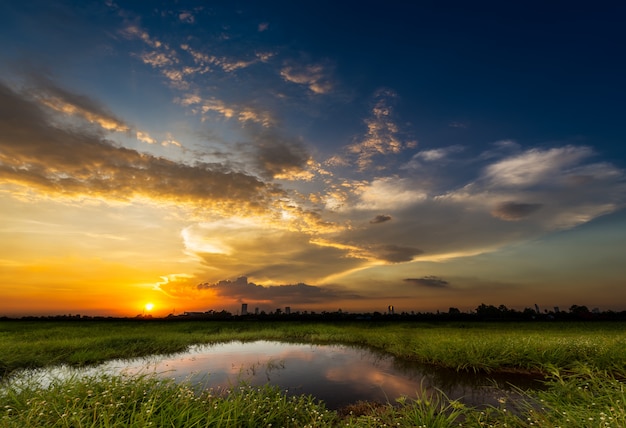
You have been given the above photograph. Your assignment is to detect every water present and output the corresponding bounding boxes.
[6,341,542,409]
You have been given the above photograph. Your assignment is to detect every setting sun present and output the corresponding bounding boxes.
[145,303,154,312]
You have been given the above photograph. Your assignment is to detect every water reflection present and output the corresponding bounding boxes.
[8,341,543,409]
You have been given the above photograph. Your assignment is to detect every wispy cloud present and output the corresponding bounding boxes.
[177,93,274,127]
[484,146,593,187]
[180,44,259,73]
[415,145,464,162]
[121,24,164,49]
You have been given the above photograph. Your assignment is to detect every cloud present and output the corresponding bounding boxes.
[136,130,156,144]
[491,201,543,221]
[375,245,423,263]
[356,177,427,211]
[140,51,175,67]
[27,76,130,133]
[332,142,624,265]
[346,89,416,170]
[258,22,269,32]
[121,24,163,49]
[180,44,259,73]
[404,276,450,288]
[280,62,333,94]
[484,145,593,187]
[196,276,361,306]
[181,219,364,284]
[415,145,464,162]
[179,94,274,127]
[0,80,273,214]
[179,11,195,24]
[235,128,312,180]
[370,214,392,224]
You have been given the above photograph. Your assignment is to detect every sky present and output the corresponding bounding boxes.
[1,1,625,317]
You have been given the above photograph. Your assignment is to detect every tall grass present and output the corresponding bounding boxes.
[2,368,624,427]
[0,374,336,427]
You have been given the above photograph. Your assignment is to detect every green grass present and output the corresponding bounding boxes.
[1,320,626,427]
[0,373,337,427]
[2,368,624,427]
[1,320,625,375]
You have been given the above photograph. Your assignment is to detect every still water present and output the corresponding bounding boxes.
[12,341,542,409]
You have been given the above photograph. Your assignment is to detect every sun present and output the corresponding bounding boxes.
[144,302,154,312]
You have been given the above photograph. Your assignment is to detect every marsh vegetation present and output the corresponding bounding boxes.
[1,320,625,426]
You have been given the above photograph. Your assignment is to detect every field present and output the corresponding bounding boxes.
[1,319,625,427]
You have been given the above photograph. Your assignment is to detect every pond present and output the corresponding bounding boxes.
[8,341,543,409]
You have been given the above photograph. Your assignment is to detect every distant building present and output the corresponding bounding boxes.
[388,305,394,315]
[285,306,291,315]
[241,303,248,316]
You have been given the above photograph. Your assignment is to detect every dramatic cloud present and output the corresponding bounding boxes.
[491,201,543,221]
[404,276,450,288]
[196,276,361,305]
[0,81,272,212]
[370,214,392,224]
[180,219,364,284]
[334,142,624,264]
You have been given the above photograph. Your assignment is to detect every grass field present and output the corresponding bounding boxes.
[1,319,625,427]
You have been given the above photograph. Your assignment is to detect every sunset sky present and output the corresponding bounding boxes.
[1,1,625,317]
